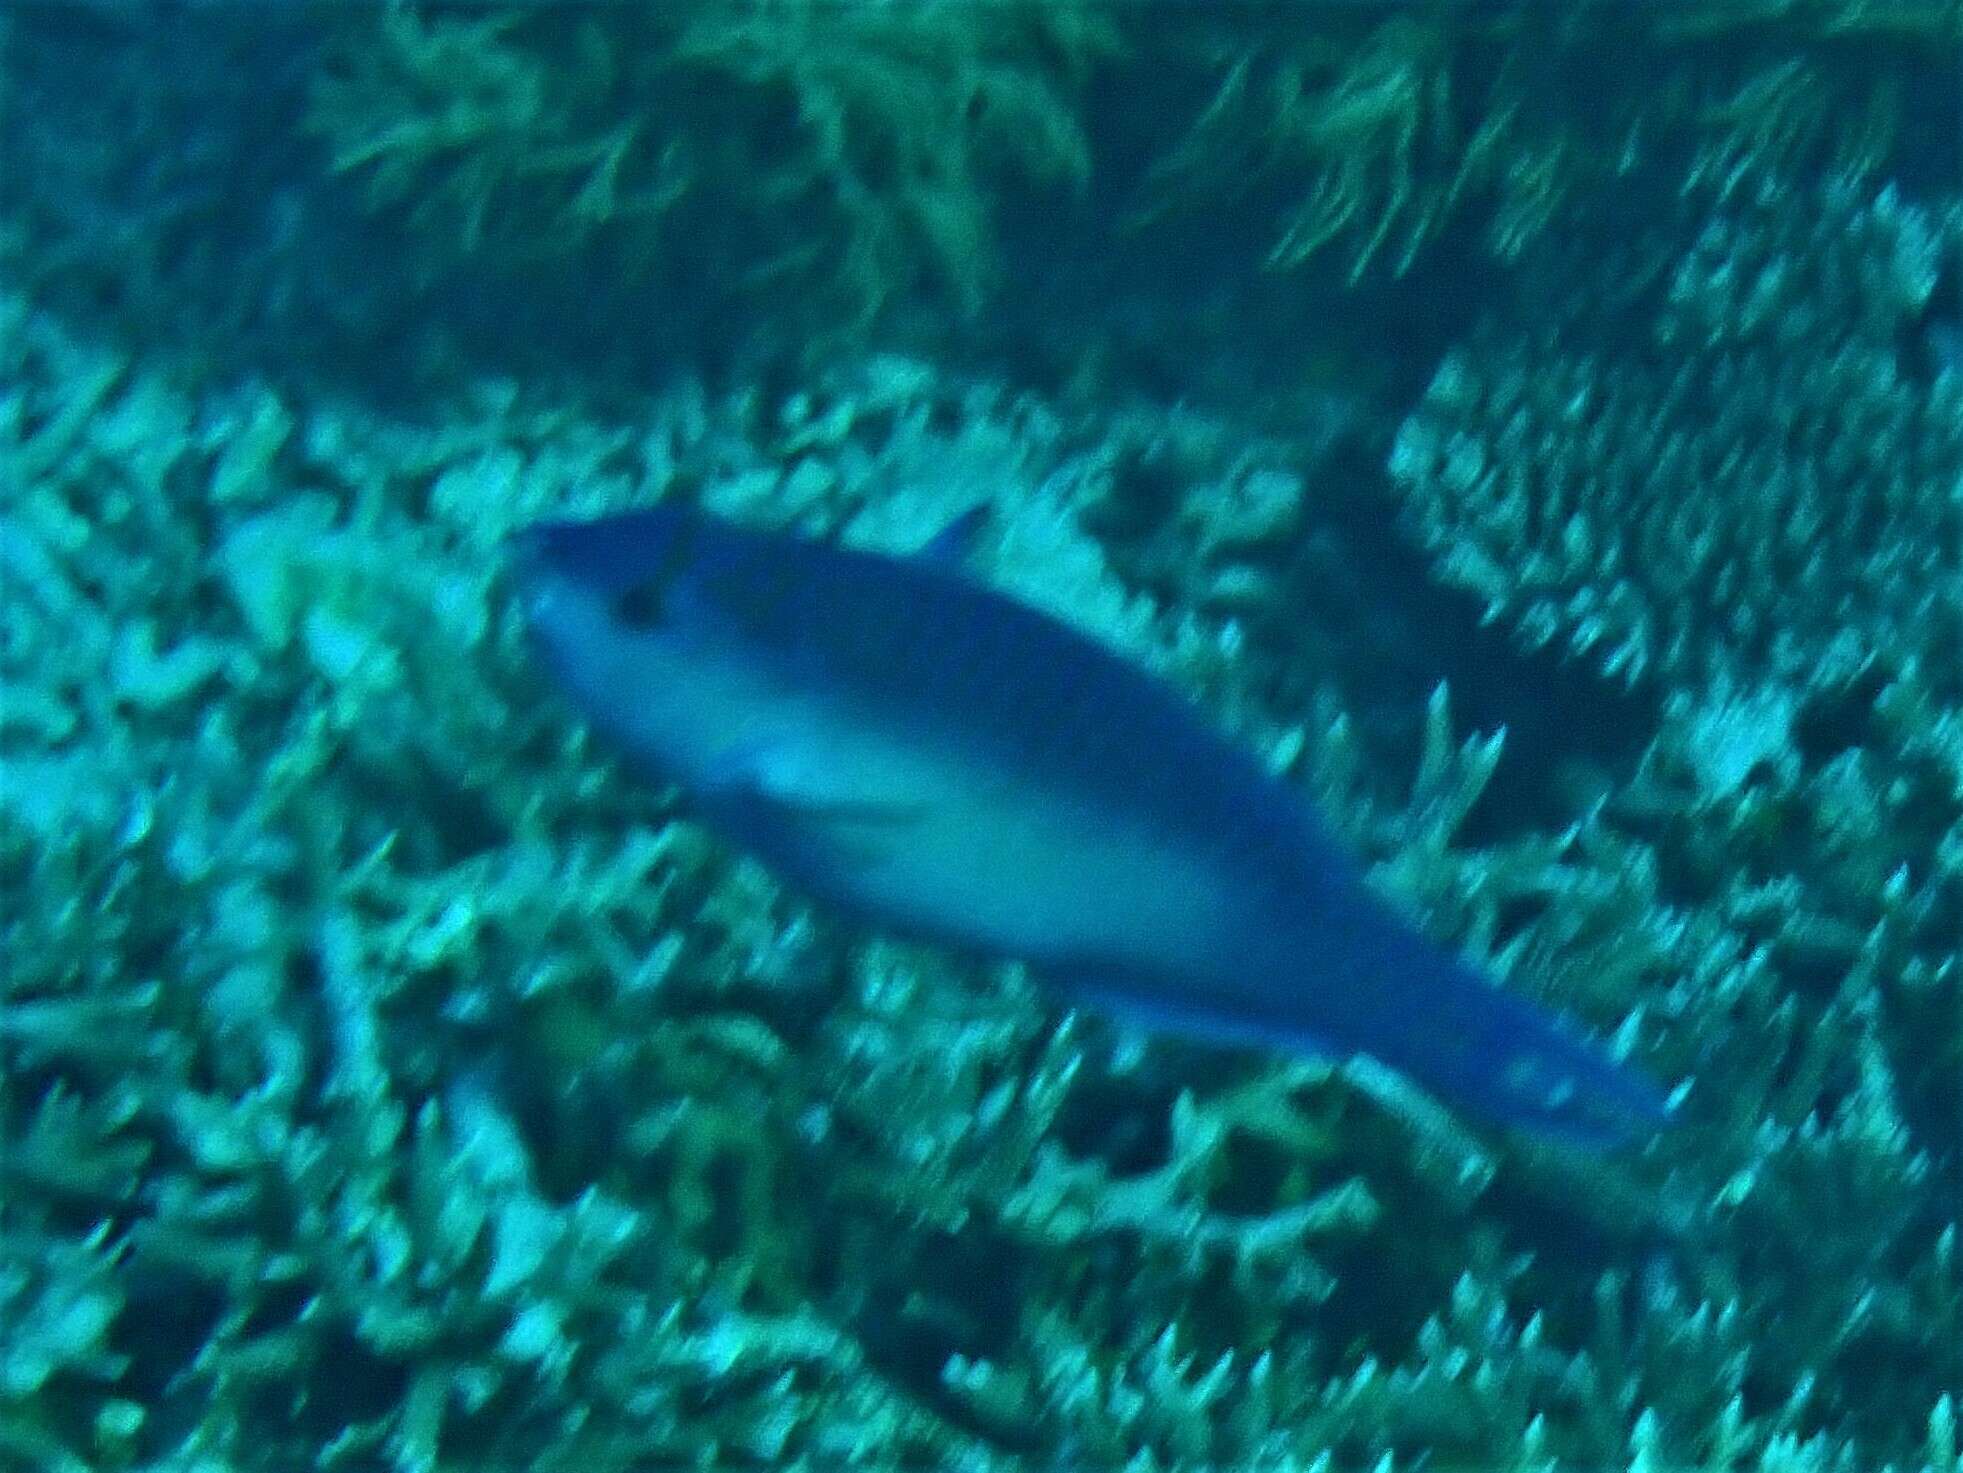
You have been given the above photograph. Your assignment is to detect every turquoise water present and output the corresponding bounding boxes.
[2,5,1958,1469]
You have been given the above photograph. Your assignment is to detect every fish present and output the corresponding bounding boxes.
[511,501,1673,1146]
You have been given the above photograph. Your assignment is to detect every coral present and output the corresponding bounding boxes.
[1382,163,1961,1457]
[1133,1,1958,281]
[307,2,1116,339]
[309,9,688,264]
[1388,172,1962,700]
[1133,12,1532,281]
[9,262,1956,1467]
[0,289,1624,1468]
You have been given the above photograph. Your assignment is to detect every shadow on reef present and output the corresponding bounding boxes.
[1220,430,1664,845]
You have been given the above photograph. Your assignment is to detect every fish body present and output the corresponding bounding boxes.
[513,504,1671,1145]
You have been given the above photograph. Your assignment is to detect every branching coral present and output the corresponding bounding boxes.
[1133,0,1957,282]
[310,9,688,263]
[1381,162,1961,1459]
[307,1,1116,339]
[1389,172,1962,700]
[1135,16,1485,281]
[0,290,1685,1468]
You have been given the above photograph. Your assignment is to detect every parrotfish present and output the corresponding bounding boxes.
[512,502,1672,1146]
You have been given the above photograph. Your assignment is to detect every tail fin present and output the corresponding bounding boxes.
[1332,935,1675,1148]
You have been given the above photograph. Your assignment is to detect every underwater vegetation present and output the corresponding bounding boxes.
[1133,0,1962,282]
[1,1,1960,1470]
[308,1,1117,341]
[300,0,1962,333]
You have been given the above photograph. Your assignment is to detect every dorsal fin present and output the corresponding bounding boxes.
[918,503,990,566]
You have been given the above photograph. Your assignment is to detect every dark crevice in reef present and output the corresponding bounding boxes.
[1898,257,1963,387]
[845,1223,1050,1456]
[1298,437,1662,845]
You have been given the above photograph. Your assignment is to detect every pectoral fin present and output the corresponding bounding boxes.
[698,733,931,859]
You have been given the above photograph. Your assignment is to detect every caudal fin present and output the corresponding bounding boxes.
[1344,939,1675,1148]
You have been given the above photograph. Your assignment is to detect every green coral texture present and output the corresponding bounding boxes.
[3,2,1960,1470]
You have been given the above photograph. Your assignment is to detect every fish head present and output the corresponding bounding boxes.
[509,507,791,780]
[510,506,697,688]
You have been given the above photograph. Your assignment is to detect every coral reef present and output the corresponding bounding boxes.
[1384,163,1961,1456]
[5,243,1959,1463]
[12,1,1952,390]
[1386,169,1961,1143]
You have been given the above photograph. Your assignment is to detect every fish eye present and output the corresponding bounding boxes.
[613,579,669,628]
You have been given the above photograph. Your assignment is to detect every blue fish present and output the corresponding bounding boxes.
[512,503,1672,1146]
